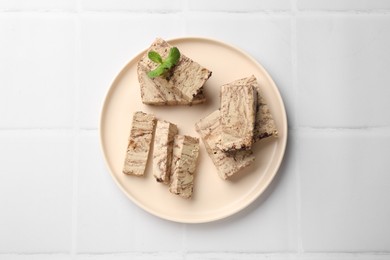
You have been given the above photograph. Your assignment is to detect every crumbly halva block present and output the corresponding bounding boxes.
[195,110,255,180]
[232,75,278,141]
[138,69,206,105]
[219,84,257,151]
[138,38,212,105]
[169,135,200,199]
[123,111,156,176]
[152,120,178,184]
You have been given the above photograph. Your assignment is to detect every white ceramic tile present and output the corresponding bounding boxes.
[296,16,390,128]
[188,0,291,11]
[0,13,76,128]
[0,0,76,10]
[186,253,297,260]
[298,254,390,260]
[76,133,184,253]
[0,255,72,260]
[185,133,297,252]
[79,14,182,129]
[298,130,390,251]
[297,0,390,10]
[2,253,390,260]
[81,0,182,12]
[75,253,183,260]
[0,132,73,253]
[186,13,295,126]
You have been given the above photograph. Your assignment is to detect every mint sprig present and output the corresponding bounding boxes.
[147,47,181,78]
[148,51,163,64]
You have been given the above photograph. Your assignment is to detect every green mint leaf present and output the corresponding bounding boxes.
[147,47,181,79]
[148,51,163,64]
[165,47,180,66]
[147,63,169,78]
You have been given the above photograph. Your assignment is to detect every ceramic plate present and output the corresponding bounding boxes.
[100,37,287,223]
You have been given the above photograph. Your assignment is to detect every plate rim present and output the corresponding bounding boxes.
[99,36,288,224]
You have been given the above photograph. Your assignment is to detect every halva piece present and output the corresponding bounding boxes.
[231,75,278,141]
[152,120,178,184]
[169,135,200,199]
[219,84,257,151]
[195,110,255,180]
[123,111,156,176]
[138,38,212,105]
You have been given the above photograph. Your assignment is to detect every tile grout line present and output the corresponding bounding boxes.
[296,9,390,15]
[175,251,390,255]
[183,9,291,15]
[292,125,390,133]
[0,9,181,14]
[1,252,390,257]
[70,2,82,256]
[290,0,303,255]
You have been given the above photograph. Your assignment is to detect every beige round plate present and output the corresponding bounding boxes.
[100,37,287,223]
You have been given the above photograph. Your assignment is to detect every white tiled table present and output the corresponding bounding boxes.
[1,1,390,259]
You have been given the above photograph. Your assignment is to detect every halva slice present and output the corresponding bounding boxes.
[232,75,278,141]
[138,38,212,105]
[152,120,178,184]
[195,110,255,180]
[123,111,156,176]
[169,135,200,199]
[219,84,257,151]
[138,69,206,105]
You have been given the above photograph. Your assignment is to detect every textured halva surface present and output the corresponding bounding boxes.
[138,38,212,105]
[195,110,255,180]
[138,68,206,105]
[152,120,178,184]
[220,84,257,151]
[122,111,156,176]
[169,135,200,199]
[233,75,278,141]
